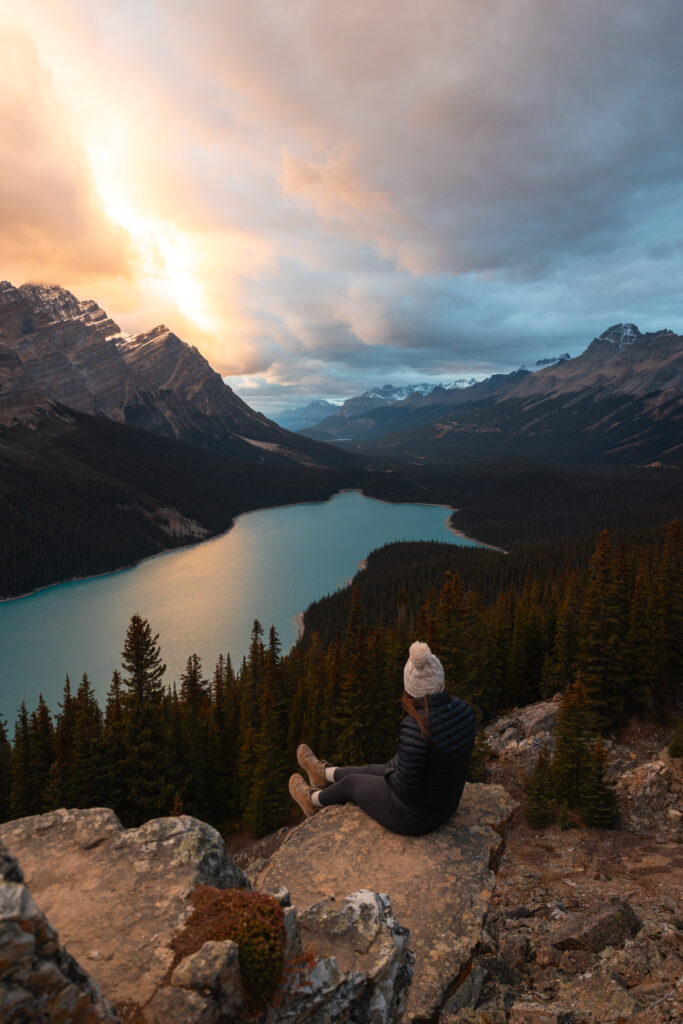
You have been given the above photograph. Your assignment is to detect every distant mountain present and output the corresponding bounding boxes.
[304,325,683,464]
[303,371,530,442]
[0,282,355,469]
[275,399,340,431]
[299,379,478,438]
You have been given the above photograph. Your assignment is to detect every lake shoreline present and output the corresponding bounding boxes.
[0,488,500,606]
[2,489,496,720]
[0,492,343,605]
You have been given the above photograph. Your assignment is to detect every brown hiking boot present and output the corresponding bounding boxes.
[297,743,331,789]
[288,773,319,818]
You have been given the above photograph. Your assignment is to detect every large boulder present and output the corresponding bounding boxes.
[255,783,516,1022]
[0,809,248,1018]
[616,758,683,838]
[0,840,119,1023]
[549,899,642,954]
[485,698,562,760]
[0,810,413,1024]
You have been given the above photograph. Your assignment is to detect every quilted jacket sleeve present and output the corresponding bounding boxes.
[387,717,429,802]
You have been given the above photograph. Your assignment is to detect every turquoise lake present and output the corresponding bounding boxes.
[0,490,480,719]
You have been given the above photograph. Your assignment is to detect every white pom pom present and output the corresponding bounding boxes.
[409,641,431,669]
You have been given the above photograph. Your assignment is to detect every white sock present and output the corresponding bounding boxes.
[324,766,337,783]
[311,790,322,807]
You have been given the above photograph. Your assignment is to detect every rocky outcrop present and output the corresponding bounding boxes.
[255,783,517,1022]
[269,889,413,1024]
[0,840,119,1023]
[0,809,413,1023]
[485,697,562,762]
[616,758,683,839]
[549,899,642,953]
[445,814,683,1024]
[0,809,248,1018]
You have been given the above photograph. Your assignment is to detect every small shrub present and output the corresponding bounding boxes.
[171,886,285,1005]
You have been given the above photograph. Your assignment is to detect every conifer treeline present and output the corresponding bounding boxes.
[1,521,680,836]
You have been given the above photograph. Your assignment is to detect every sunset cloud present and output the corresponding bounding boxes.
[0,23,131,285]
[1,1,682,408]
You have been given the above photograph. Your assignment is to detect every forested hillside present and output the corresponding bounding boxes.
[0,411,360,598]
[3,520,680,838]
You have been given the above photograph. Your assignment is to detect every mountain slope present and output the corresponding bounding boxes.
[0,282,356,469]
[305,325,683,464]
[303,371,532,442]
[275,399,340,431]
[0,408,361,599]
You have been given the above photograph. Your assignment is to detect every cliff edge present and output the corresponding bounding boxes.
[0,786,514,1023]
[256,783,516,1021]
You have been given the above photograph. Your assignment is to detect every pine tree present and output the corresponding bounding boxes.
[121,614,166,705]
[102,671,127,810]
[541,572,580,697]
[179,654,209,712]
[435,573,469,693]
[505,579,547,707]
[44,677,76,810]
[574,532,629,728]
[209,654,237,822]
[334,587,368,765]
[655,520,683,711]
[623,565,658,715]
[551,679,594,807]
[472,588,512,718]
[580,739,620,828]
[525,749,556,828]
[0,720,12,823]
[668,720,683,759]
[29,695,54,813]
[119,615,171,825]
[71,675,105,808]
[244,681,286,836]
[178,654,213,821]
[11,703,34,817]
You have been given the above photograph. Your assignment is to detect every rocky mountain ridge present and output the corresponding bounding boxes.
[0,281,354,469]
[280,366,572,438]
[303,324,683,464]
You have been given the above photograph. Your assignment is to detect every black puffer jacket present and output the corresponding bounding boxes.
[384,691,476,832]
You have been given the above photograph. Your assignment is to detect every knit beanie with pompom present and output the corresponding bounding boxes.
[403,641,445,698]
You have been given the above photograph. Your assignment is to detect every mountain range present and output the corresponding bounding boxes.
[301,324,683,464]
[0,282,353,469]
[275,380,481,431]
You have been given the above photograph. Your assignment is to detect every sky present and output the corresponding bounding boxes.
[1,1,682,413]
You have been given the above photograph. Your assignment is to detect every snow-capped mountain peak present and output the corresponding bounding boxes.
[599,323,641,346]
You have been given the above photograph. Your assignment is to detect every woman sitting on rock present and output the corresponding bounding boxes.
[289,641,477,836]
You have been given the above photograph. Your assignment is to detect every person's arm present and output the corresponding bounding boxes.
[387,718,428,802]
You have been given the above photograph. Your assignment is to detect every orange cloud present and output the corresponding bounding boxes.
[0,24,132,284]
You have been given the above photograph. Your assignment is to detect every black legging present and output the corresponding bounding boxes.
[317,764,426,836]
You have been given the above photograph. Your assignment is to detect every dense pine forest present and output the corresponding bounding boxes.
[2,519,680,837]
